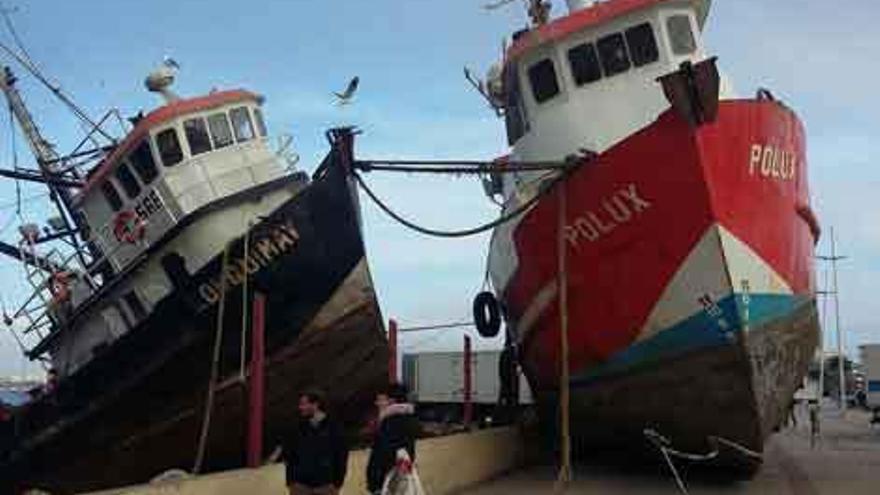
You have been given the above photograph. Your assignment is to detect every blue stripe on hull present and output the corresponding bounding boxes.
[571,293,809,386]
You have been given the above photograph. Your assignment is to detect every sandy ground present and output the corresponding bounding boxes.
[462,404,880,494]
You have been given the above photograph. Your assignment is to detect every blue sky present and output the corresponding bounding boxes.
[0,0,878,378]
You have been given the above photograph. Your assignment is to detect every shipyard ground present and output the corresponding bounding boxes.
[72,403,877,494]
[464,403,880,494]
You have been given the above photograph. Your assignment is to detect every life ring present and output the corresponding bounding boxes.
[113,210,145,244]
[49,271,71,303]
[473,291,501,338]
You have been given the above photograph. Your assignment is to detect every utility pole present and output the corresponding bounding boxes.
[817,227,847,410]
[817,267,829,403]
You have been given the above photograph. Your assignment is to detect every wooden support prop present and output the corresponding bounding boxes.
[555,184,572,490]
[247,292,267,468]
[464,335,473,428]
[388,318,399,383]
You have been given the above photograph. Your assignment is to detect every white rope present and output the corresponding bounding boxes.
[239,222,251,382]
[644,428,764,494]
[644,428,699,494]
[644,429,719,462]
[710,435,763,460]
[193,243,232,473]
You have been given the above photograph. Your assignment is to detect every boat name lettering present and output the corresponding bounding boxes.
[197,222,300,304]
[563,184,651,248]
[749,144,796,180]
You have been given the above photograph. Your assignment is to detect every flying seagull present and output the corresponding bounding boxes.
[333,76,359,105]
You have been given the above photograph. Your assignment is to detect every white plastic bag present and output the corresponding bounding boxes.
[380,448,425,495]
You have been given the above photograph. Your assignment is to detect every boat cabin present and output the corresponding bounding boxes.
[75,89,284,272]
[500,0,716,178]
[40,83,292,376]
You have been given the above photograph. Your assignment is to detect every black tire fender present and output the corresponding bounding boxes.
[473,291,501,338]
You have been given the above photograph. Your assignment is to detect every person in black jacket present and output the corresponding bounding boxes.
[366,383,419,494]
[282,391,348,495]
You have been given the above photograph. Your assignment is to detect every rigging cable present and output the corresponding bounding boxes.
[0,3,36,71]
[399,322,477,350]
[7,97,21,219]
[0,26,113,142]
[398,321,474,333]
[0,191,47,211]
[352,170,568,239]
[0,211,16,236]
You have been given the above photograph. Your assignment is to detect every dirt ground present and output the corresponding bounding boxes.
[462,403,880,494]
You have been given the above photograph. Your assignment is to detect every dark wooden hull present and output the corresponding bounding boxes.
[2,133,389,493]
[533,299,818,472]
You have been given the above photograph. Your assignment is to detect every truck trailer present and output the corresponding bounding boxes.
[402,350,532,424]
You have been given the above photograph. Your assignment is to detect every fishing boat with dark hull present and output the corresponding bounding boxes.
[478,0,820,471]
[0,62,387,493]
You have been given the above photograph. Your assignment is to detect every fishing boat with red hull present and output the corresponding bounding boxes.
[0,61,387,493]
[481,0,820,469]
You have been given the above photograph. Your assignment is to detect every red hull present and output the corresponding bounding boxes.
[493,100,818,451]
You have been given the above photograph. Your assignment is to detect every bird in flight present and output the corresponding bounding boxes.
[333,76,359,105]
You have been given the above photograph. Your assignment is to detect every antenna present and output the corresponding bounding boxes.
[463,67,504,117]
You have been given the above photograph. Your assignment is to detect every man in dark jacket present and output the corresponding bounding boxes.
[282,391,348,495]
[366,383,419,494]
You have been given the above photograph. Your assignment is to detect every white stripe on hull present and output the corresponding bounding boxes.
[636,224,794,343]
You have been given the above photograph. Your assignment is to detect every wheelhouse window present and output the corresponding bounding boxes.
[229,107,254,143]
[184,117,212,156]
[567,42,602,86]
[101,181,123,212]
[207,112,234,149]
[597,33,631,76]
[128,140,158,185]
[156,128,183,167]
[527,58,561,104]
[667,15,696,55]
[504,65,529,145]
[114,164,141,199]
[625,23,659,67]
[253,108,267,137]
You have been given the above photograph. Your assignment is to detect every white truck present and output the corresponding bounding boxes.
[402,350,532,424]
[860,344,880,411]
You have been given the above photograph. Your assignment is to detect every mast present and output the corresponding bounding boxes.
[0,66,89,267]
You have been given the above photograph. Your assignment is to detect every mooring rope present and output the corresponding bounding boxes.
[352,171,566,238]
[644,428,712,494]
[711,435,763,460]
[239,222,251,383]
[193,243,232,474]
[643,428,763,494]
[353,158,572,175]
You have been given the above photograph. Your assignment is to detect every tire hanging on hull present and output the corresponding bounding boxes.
[473,291,501,338]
